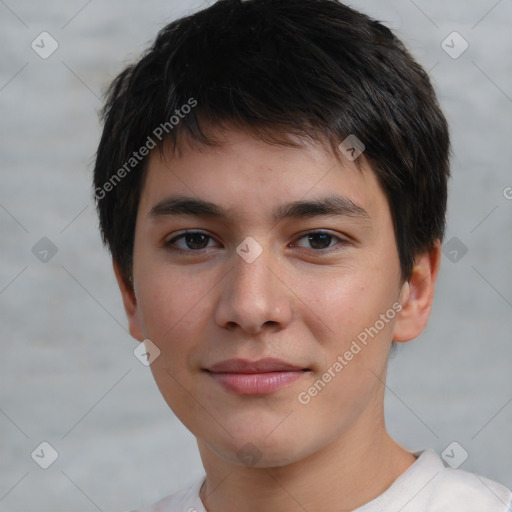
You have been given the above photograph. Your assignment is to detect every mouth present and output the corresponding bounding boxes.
[204,358,311,395]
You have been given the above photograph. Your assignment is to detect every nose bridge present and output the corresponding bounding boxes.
[234,243,274,293]
[214,239,291,332]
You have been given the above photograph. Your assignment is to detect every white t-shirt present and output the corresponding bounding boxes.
[131,449,512,512]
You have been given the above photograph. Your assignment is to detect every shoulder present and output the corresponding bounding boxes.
[401,449,512,512]
[424,457,512,511]
[357,449,512,512]
[126,475,206,512]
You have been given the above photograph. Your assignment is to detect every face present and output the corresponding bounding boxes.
[117,129,432,469]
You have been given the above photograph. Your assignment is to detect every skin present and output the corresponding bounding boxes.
[115,128,441,512]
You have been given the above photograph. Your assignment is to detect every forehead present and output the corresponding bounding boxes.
[138,129,388,225]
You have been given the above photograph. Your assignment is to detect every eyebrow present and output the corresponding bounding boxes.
[148,195,369,222]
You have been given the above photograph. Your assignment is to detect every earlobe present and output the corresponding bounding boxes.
[113,261,144,341]
[392,240,442,343]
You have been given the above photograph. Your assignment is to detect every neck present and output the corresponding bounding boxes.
[197,413,416,512]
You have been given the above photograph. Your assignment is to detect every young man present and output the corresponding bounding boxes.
[93,1,512,510]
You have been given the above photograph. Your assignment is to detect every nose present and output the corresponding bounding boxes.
[214,243,293,334]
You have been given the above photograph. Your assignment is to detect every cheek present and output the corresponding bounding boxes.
[134,260,218,369]
[134,266,216,423]
[298,264,397,342]
[295,261,400,411]
[135,250,213,329]
[293,270,397,432]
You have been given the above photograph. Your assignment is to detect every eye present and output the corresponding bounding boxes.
[164,229,348,255]
[293,231,347,251]
[164,231,219,253]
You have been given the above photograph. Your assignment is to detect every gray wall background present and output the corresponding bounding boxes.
[1,0,511,510]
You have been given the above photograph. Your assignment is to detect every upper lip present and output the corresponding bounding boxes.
[205,358,307,373]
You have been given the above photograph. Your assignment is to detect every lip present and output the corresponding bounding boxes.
[207,357,306,373]
[204,358,309,395]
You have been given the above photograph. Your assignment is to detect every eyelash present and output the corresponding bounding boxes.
[163,230,349,255]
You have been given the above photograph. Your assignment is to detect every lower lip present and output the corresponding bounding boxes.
[207,371,306,395]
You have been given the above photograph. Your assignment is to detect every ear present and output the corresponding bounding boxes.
[113,261,144,341]
[392,240,442,343]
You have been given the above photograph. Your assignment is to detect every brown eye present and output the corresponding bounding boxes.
[307,233,333,250]
[165,231,219,253]
[181,233,210,250]
[294,231,346,251]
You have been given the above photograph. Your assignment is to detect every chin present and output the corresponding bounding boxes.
[205,428,315,469]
